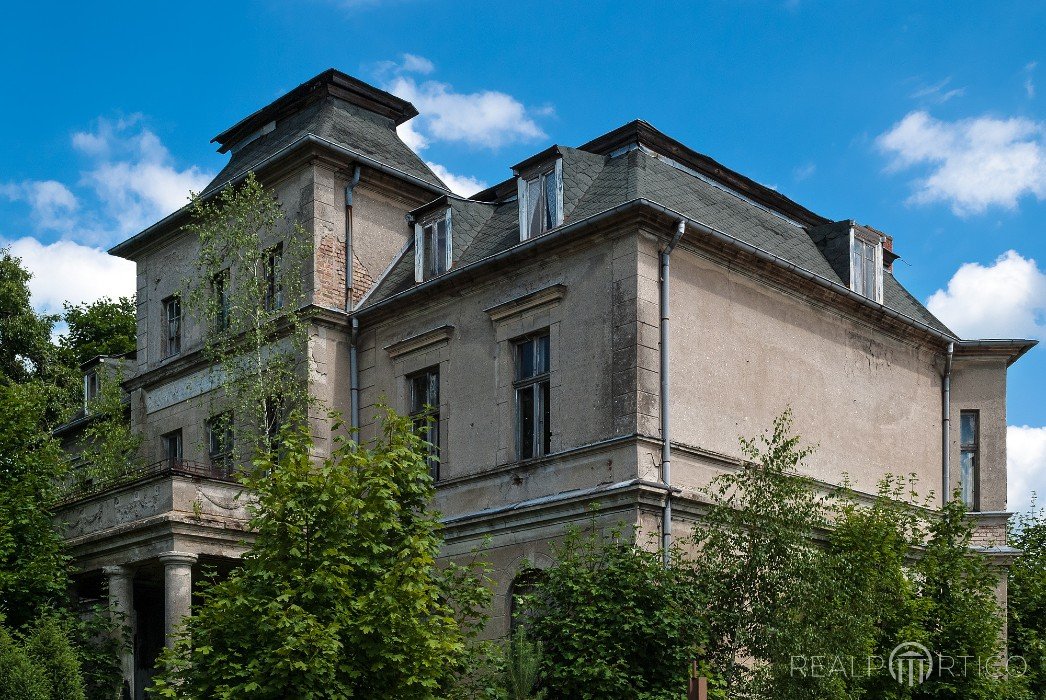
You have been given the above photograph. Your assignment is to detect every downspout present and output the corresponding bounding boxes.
[942,341,954,504]
[660,220,686,566]
[345,166,362,437]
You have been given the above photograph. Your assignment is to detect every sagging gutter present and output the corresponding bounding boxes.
[942,342,954,504]
[659,220,686,566]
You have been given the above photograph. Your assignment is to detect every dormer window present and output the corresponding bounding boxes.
[414,209,453,282]
[84,370,99,411]
[517,159,564,241]
[850,230,883,303]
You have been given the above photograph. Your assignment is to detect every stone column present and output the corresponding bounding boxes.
[157,551,198,648]
[102,564,135,695]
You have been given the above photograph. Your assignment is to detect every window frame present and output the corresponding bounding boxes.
[517,158,564,241]
[408,366,441,481]
[213,268,231,333]
[414,209,453,283]
[84,370,99,411]
[162,295,182,359]
[850,230,883,303]
[514,331,552,461]
[959,410,980,511]
[162,429,183,467]
[264,243,284,312]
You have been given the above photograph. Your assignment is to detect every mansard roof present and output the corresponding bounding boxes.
[360,120,956,340]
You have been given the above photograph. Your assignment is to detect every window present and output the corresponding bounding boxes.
[213,269,230,332]
[84,370,99,410]
[409,367,440,480]
[851,233,881,301]
[264,243,284,311]
[960,411,980,510]
[515,332,551,460]
[163,296,182,358]
[162,429,183,466]
[520,168,561,240]
[207,413,234,469]
[414,210,452,282]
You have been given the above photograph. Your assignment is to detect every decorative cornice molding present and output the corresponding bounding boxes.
[384,324,455,359]
[484,284,567,323]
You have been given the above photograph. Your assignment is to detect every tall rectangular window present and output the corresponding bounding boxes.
[162,429,183,466]
[163,296,182,358]
[851,235,879,301]
[265,243,284,311]
[208,412,234,470]
[424,218,449,278]
[409,367,440,480]
[84,370,99,410]
[960,410,980,510]
[515,332,551,460]
[523,170,559,240]
[213,268,230,332]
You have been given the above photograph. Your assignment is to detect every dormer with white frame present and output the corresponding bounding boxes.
[414,206,453,282]
[809,219,887,304]
[514,147,564,241]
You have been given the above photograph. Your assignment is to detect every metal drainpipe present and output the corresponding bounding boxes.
[345,166,362,437]
[942,341,954,504]
[660,220,686,566]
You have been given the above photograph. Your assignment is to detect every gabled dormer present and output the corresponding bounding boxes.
[411,201,453,282]
[513,147,564,241]
[809,220,895,304]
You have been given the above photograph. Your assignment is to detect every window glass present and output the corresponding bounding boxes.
[162,429,183,465]
[208,412,234,469]
[515,331,551,460]
[544,170,558,230]
[214,269,230,332]
[959,410,979,510]
[265,244,284,311]
[409,367,440,480]
[163,296,182,357]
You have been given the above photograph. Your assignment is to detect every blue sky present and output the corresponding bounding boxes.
[2,1,1044,508]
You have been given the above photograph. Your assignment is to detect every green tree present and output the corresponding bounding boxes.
[519,524,707,700]
[1010,506,1046,696]
[0,621,50,700]
[0,381,70,629]
[23,613,87,700]
[151,409,490,699]
[0,248,56,385]
[70,363,142,492]
[185,172,310,461]
[59,296,137,367]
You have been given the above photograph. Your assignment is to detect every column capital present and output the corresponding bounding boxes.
[101,564,134,579]
[157,551,199,567]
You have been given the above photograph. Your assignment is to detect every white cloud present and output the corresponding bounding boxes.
[926,250,1046,339]
[877,110,1046,215]
[1009,425,1046,513]
[74,117,213,237]
[1,180,78,231]
[793,162,816,181]
[1026,61,1037,99]
[400,53,434,75]
[909,77,966,104]
[3,237,135,315]
[425,162,487,197]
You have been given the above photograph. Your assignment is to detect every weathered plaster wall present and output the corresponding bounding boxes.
[950,357,1009,512]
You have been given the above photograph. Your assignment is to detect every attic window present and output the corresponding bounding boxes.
[84,370,99,411]
[850,230,883,303]
[414,209,453,282]
[517,159,564,241]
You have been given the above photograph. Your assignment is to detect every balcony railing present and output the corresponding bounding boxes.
[55,458,241,505]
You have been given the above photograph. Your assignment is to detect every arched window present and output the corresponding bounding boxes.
[508,568,547,634]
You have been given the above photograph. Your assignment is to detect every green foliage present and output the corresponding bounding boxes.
[59,297,137,367]
[0,381,71,629]
[503,627,546,700]
[0,621,50,700]
[519,524,706,700]
[151,408,491,699]
[186,172,311,461]
[67,604,127,700]
[71,363,142,492]
[0,248,57,385]
[23,613,87,700]
[1010,505,1046,697]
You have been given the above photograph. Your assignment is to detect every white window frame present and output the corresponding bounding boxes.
[849,229,883,303]
[414,208,453,283]
[517,158,564,241]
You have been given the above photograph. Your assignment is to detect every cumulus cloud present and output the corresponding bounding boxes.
[3,237,135,315]
[1009,425,1046,513]
[877,110,1046,215]
[0,180,78,231]
[379,54,547,151]
[74,116,213,237]
[926,250,1046,340]
[424,162,487,197]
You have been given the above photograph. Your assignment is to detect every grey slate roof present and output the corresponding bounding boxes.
[359,126,956,339]
[202,96,447,197]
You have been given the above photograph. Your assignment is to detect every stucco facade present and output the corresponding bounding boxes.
[55,69,1034,694]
